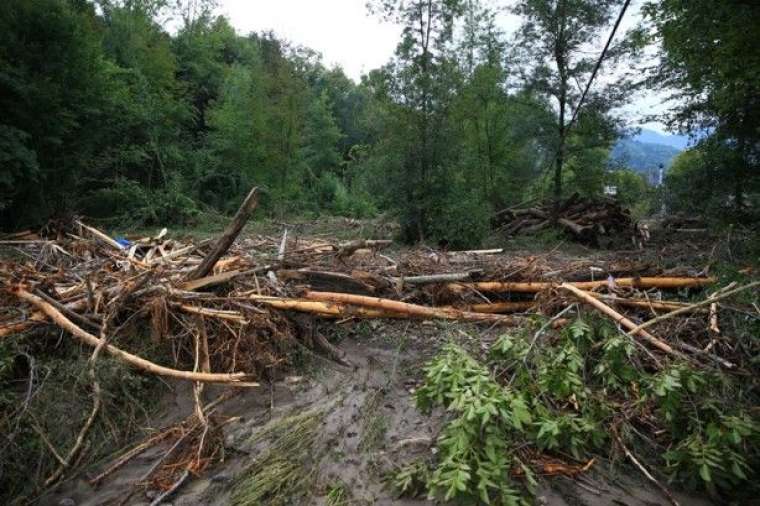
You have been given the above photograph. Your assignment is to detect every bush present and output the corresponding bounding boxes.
[78,177,199,226]
[396,181,491,249]
[310,172,377,218]
[424,189,491,249]
[399,316,760,504]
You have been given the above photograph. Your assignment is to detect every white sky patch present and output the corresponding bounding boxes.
[217,0,402,79]
[214,0,670,132]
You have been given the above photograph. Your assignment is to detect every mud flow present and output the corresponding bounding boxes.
[44,321,712,506]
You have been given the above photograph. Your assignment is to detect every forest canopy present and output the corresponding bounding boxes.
[0,0,757,243]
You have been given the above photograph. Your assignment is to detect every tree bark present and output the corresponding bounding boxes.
[186,186,259,281]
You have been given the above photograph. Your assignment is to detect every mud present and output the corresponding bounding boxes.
[43,320,713,506]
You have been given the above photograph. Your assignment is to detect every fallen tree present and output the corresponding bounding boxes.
[448,276,716,294]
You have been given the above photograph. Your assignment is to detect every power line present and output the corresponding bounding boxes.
[567,0,633,131]
[524,0,635,203]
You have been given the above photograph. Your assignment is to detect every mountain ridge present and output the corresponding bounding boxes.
[632,128,691,150]
[609,128,688,176]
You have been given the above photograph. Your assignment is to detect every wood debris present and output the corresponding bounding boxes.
[1,191,754,500]
[493,193,645,246]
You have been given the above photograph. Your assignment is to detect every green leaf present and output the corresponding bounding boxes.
[699,464,712,483]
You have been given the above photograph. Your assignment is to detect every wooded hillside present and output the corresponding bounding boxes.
[0,0,758,241]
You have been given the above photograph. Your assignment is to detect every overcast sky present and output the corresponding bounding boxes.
[214,0,669,133]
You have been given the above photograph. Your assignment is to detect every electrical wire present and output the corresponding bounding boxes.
[567,0,633,130]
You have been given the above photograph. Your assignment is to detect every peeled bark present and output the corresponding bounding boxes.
[12,288,257,384]
[248,294,404,318]
[449,276,716,294]
[304,291,519,323]
[442,301,536,313]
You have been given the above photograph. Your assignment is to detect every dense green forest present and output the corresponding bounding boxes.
[1,0,758,244]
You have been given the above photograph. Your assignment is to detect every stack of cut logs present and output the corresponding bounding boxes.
[493,194,638,246]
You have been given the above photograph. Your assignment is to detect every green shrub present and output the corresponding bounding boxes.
[414,344,533,505]
[427,191,491,249]
[78,177,199,226]
[665,414,759,493]
[406,316,760,503]
[309,172,378,218]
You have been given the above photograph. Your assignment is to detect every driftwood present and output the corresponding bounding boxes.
[250,293,519,323]
[76,220,124,251]
[446,248,503,256]
[443,301,536,313]
[187,186,259,281]
[494,194,637,244]
[248,294,404,318]
[560,283,684,361]
[441,295,701,316]
[558,217,594,242]
[180,266,273,292]
[449,276,716,294]
[278,269,376,294]
[304,291,520,323]
[564,283,737,368]
[12,288,258,384]
[587,293,702,313]
[627,281,760,336]
[391,271,482,287]
[336,239,392,259]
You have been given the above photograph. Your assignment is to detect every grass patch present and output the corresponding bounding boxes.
[231,407,327,506]
[325,480,349,506]
[359,388,388,453]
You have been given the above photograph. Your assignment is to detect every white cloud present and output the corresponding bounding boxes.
[217,0,402,80]
[214,0,668,131]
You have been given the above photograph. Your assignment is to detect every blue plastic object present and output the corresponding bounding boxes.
[114,237,131,248]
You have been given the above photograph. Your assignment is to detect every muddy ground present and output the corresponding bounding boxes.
[43,319,712,506]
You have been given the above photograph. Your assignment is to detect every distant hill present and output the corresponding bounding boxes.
[610,138,682,174]
[632,128,691,150]
[610,129,690,177]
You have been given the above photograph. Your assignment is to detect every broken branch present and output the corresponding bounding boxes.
[186,186,259,281]
[11,288,258,384]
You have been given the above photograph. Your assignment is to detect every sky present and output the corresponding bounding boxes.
[214,0,670,133]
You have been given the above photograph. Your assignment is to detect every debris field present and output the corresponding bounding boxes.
[1,187,757,505]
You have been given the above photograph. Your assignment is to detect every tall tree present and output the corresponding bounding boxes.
[644,0,760,212]
[513,0,634,209]
[300,89,343,179]
[369,0,466,242]
[0,0,111,227]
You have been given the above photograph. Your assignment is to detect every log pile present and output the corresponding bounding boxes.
[493,194,641,246]
[1,186,755,501]
[661,213,708,232]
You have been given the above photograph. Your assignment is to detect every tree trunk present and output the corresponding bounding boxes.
[553,0,568,218]
[186,186,259,281]
[735,133,746,211]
